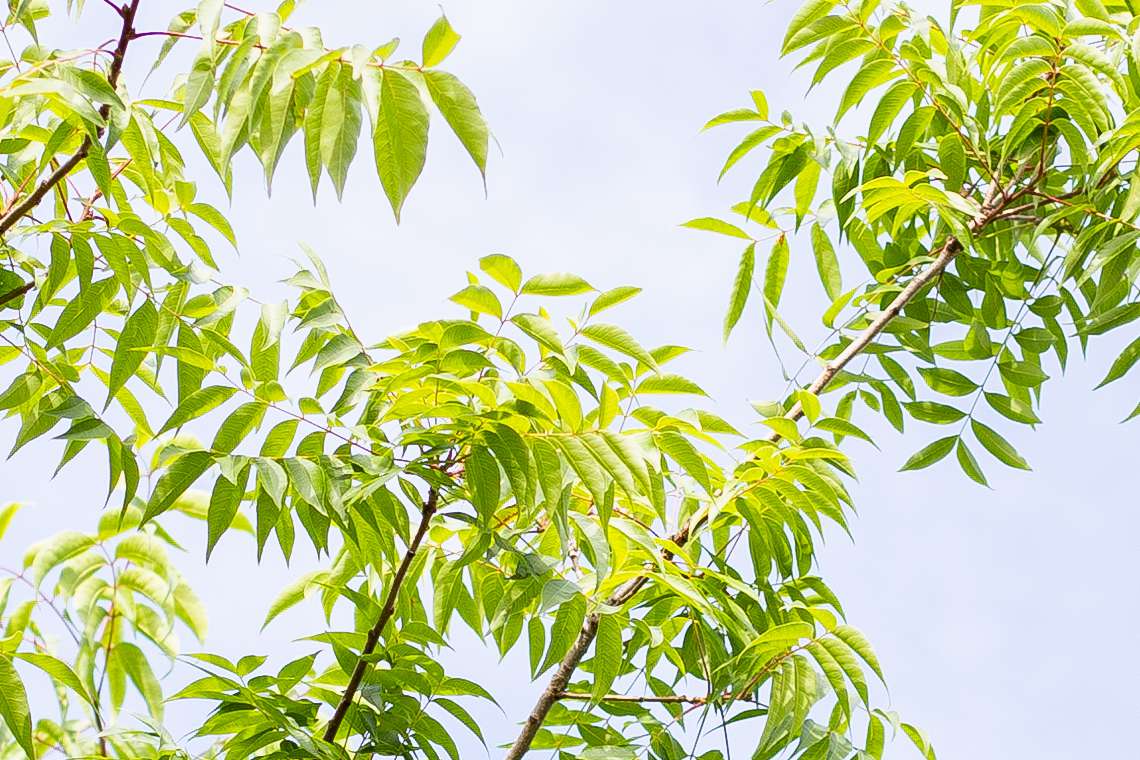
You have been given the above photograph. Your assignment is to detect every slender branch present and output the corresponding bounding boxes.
[774,183,1018,429]
[556,691,753,705]
[0,280,32,308]
[0,0,141,238]
[322,487,439,743]
[504,178,1030,759]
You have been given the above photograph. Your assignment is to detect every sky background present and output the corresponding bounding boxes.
[3,0,1139,757]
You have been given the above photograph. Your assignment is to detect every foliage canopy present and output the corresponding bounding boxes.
[0,0,1137,759]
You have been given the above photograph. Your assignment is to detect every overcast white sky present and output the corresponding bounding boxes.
[3,1,1138,757]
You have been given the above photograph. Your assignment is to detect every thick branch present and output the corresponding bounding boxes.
[775,185,1014,427]
[0,0,140,237]
[322,488,439,743]
[508,613,599,756]
[504,184,1022,759]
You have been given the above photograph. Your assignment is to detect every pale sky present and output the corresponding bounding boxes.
[3,1,1138,758]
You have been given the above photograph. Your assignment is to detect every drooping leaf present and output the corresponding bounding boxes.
[106,300,158,407]
[810,223,841,300]
[724,243,755,341]
[143,451,214,523]
[424,70,488,177]
[374,69,429,221]
[971,419,1030,471]
[0,658,33,759]
[899,436,956,471]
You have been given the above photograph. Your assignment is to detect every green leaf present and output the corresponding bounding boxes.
[207,464,250,559]
[1081,303,1140,335]
[998,360,1049,388]
[819,637,869,706]
[46,277,117,348]
[29,531,94,586]
[211,402,267,454]
[724,243,755,341]
[480,254,522,292]
[655,430,711,493]
[810,223,841,300]
[782,0,838,54]
[902,723,937,760]
[521,273,594,296]
[1097,335,1140,387]
[702,108,763,130]
[867,80,917,145]
[558,440,610,516]
[174,582,209,642]
[144,450,214,523]
[0,657,33,760]
[636,374,707,396]
[971,419,1030,470]
[538,595,585,675]
[719,125,781,179]
[424,70,488,177]
[422,14,461,67]
[905,401,966,424]
[588,286,642,317]
[681,217,752,240]
[808,641,850,718]
[1124,401,1140,423]
[814,417,875,447]
[435,697,486,747]
[374,69,429,221]
[263,571,319,629]
[0,374,40,411]
[985,392,1041,425]
[450,285,502,319]
[763,235,790,317]
[918,367,978,397]
[466,446,501,523]
[106,301,158,407]
[0,503,19,541]
[116,642,164,720]
[511,314,564,354]
[591,614,622,702]
[833,625,885,682]
[581,324,657,370]
[159,385,238,434]
[899,436,956,471]
[181,48,215,127]
[837,60,897,121]
[955,439,988,486]
[879,354,915,400]
[937,134,966,190]
[321,65,363,199]
[14,653,91,705]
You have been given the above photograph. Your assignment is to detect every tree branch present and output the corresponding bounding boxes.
[322,487,439,743]
[0,0,140,238]
[0,280,33,309]
[557,691,714,705]
[504,180,1026,759]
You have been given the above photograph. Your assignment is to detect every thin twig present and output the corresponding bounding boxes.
[555,691,762,706]
[0,280,33,308]
[322,487,440,742]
